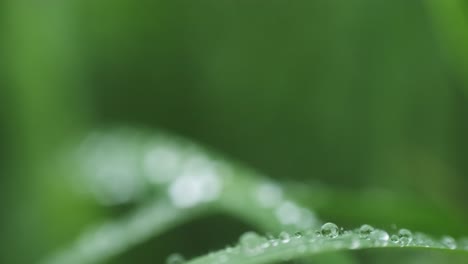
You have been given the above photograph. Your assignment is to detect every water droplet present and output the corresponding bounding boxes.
[398,229,413,246]
[266,234,279,247]
[413,232,432,247]
[390,234,399,243]
[441,236,457,249]
[370,230,389,246]
[294,231,303,238]
[359,224,374,239]
[166,253,185,264]
[239,232,267,255]
[342,230,352,236]
[321,222,339,238]
[304,229,320,239]
[279,231,291,243]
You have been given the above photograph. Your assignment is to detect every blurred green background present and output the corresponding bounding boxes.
[1,0,468,263]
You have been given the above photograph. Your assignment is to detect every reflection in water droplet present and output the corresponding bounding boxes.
[390,234,399,243]
[279,231,291,243]
[321,222,339,238]
[294,231,303,239]
[398,229,413,246]
[166,253,185,264]
[441,236,457,249]
[239,232,267,255]
[267,234,280,247]
[359,224,374,239]
[370,230,389,246]
[413,232,432,247]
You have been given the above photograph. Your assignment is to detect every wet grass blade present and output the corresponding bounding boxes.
[41,129,319,263]
[186,225,468,264]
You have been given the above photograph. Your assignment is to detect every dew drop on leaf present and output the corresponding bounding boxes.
[359,224,374,239]
[239,232,267,255]
[413,232,433,247]
[279,231,291,243]
[266,234,279,247]
[441,236,457,249]
[294,231,303,239]
[370,230,389,246]
[321,222,339,238]
[166,253,185,264]
[398,229,413,246]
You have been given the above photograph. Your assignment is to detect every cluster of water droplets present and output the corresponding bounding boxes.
[68,131,468,264]
[169,223,468,264]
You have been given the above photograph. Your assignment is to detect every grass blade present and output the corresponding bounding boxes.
[186,225,468,264]
[41,128,319,263]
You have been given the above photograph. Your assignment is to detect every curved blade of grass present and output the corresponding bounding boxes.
[40,197,208,264]
[68,129,319,232]
[41,128,321,263]
[44,128,468,264]
[186,226,468,264]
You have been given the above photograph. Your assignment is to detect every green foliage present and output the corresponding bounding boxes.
[2,1,468,264]
[40,129,468,264]
[186,227,468,264]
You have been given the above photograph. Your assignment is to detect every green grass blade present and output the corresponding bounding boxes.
[186,225,468,264]
[69,129,319,232]
[44,129,468,264]
[41,197,208,264]
[41,129,320,263]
